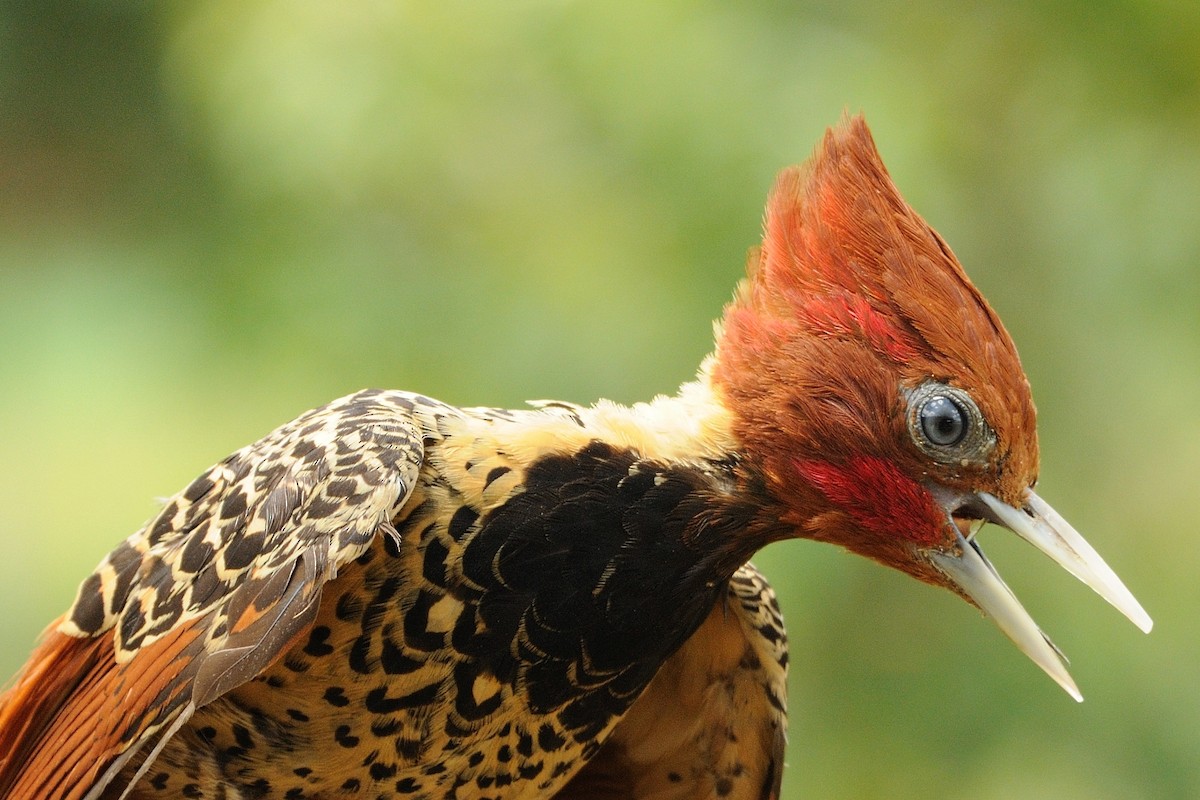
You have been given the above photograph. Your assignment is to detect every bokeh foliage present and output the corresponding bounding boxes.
[1,2,1197,797]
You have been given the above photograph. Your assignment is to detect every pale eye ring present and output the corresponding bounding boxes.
[905,381,995,464]
[919,395,968,446]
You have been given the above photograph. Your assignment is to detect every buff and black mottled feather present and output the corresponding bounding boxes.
[0,386,787,799]
[0,391,424,799]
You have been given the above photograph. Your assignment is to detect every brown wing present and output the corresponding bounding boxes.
[0,389,425,800]
[560,562,789,800]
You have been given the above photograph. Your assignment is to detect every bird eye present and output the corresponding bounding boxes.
[918,395,968,446]
[905,381,995,464]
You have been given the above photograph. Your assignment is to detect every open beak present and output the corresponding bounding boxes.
[928,489,1152,701]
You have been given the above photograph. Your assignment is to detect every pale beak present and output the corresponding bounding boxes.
[928,489,1152,701]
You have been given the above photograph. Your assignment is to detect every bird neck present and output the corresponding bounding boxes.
[439,358,782,583]
[574,356,740,466]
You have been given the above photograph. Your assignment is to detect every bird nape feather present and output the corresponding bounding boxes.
[0,115,1149,800]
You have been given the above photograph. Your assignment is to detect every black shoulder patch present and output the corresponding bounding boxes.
[446,441,752,738]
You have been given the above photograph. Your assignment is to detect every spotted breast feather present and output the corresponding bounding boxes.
[0,383,788,800]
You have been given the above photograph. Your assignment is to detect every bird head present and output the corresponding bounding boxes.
[712,115,1151,699]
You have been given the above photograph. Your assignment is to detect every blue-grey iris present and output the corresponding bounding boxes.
[919,395,968,446]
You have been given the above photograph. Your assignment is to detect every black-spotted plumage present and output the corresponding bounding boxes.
[0,383,788,800]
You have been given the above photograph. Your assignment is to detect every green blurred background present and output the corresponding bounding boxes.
[1,2,1197,797]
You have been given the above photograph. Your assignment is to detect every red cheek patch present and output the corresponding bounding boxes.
[796,456,946,546]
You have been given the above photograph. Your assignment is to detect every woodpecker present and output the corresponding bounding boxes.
[0,116,1150,800]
